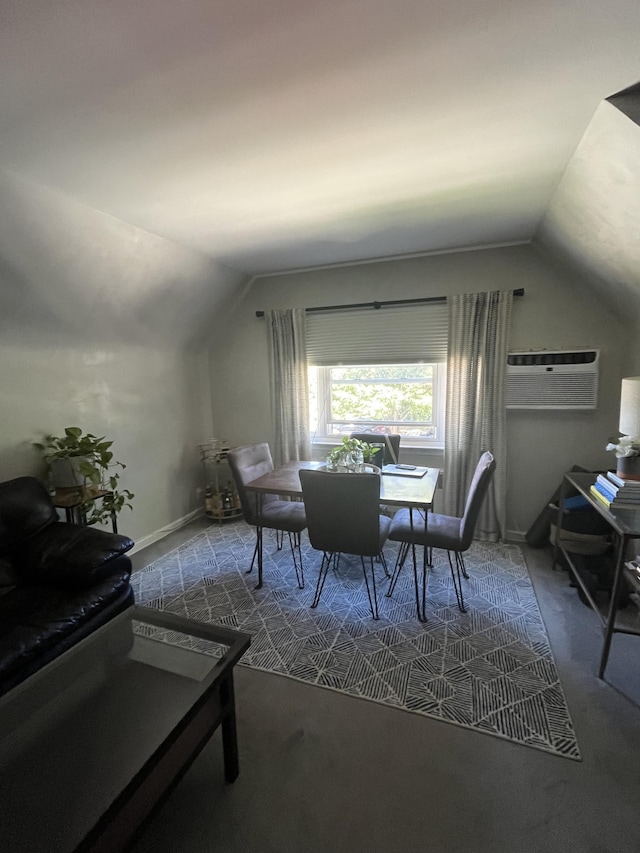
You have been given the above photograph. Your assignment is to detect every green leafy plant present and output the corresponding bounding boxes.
[33,426,134,526]
[327,436,376,465]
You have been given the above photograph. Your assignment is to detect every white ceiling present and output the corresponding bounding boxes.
[1,0,639,275]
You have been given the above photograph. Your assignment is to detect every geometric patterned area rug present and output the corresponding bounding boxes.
[132,521,581,761]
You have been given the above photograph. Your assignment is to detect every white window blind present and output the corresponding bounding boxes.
[305,303,448,366]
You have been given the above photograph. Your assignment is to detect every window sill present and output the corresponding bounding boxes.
[311,440,444,460]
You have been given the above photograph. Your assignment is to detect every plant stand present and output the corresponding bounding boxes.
[52,488,118,533]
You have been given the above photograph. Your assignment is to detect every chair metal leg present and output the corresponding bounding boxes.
[378,549,390,578]
[410,544,428,623]
[312,552,380,619]
[251,528,304,590]
[446,551,467,613]
[254,526,264,589]
[387,540,427,622]
[386,541,410,597]
[311,552,332,608]
[287,531,305,589]
[276,529,284,551]
[361,557,379,620]
[248,537,258,574]
[459,553,469,580]
[252,494,265,589]
[421,543,428,619]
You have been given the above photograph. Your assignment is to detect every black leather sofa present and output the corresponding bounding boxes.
[0,476,135,696]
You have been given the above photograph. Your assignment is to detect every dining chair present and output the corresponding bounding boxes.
[386,451,496,619]
[299,470,391,620]
[349,432,401,466]
[227,443,307,590]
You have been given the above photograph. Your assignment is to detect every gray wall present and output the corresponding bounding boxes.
[0,165,630,546]
[0,171,247,549]
[209,244,630,537]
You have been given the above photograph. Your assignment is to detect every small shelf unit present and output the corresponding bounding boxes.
[199,440,243,522]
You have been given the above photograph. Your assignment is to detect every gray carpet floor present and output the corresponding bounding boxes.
[130,517,640,853]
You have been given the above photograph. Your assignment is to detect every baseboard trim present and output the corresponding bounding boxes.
[506,528,526,543]
[130,508,204,554]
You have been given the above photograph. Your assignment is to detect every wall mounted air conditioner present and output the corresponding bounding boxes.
[506,349,599,410]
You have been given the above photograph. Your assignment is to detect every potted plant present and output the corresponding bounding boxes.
[327,436,377,472]
[34,427,134,525]
[606,435,640,480]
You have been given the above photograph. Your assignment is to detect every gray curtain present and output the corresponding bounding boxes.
[266,308,311,466]
[443,290,512,540]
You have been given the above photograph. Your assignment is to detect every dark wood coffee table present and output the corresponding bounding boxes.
[0,606,250,852]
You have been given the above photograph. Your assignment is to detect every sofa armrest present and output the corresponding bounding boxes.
[20,523,134,588]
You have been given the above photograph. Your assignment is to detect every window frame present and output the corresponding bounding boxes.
[309,361,446,450]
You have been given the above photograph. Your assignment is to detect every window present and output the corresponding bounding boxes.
[305,301,448,449]
[309,362,446,447]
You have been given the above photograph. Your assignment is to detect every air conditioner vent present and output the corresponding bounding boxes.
[506,349,599,410]
[507,351,597,367]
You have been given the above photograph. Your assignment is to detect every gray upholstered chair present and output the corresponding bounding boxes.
[227,443,307,590]
[299,470,391,620]
[349,432,401,466]
[387,451,496,618]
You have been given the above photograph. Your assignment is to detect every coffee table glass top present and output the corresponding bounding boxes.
[0,606,250,853]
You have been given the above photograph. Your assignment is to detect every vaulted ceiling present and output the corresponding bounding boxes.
[1,0,638,295]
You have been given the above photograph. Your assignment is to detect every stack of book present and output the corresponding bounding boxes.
[590,471,640,510]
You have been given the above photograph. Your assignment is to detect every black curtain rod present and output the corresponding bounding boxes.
[255,288,524,317]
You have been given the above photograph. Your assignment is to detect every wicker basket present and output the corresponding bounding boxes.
[549,523,610,556]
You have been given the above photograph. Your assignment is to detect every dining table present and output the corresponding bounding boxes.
[245,461,440,619]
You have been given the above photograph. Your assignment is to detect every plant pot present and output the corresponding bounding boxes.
[616,455,640,481]
[49,457,91,490]
[335,449,364,473]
